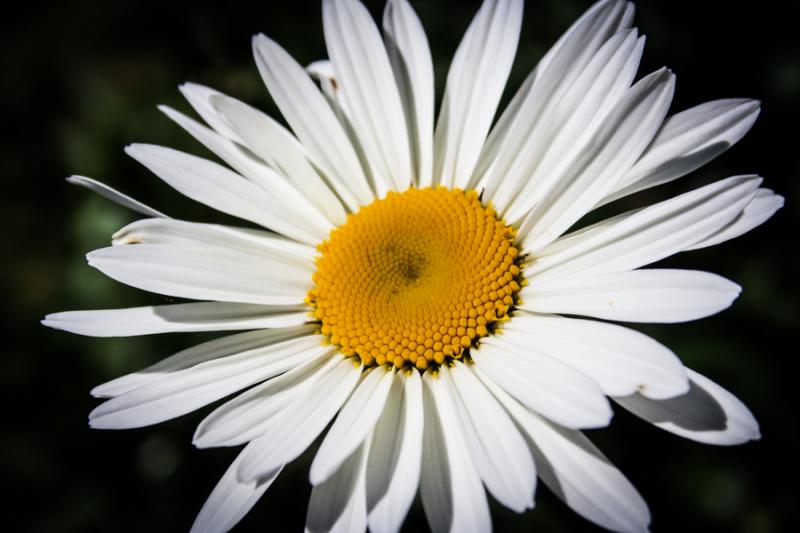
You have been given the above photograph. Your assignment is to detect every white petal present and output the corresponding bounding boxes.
[519,269,741,323]
[515,68,676,248]
[445,363,536,512]
[159,104,294,201]
[366,370,423,533]
[209,95,347,226]
[323,0,412,193]
[237,356,362,482]
[111,218,316,269]
[419,370,491,533]
[477,368,651,533]
[306,60,350,118]
[434,0,523,189]
[604,99,761,205]
[125,144,329,244]
[87,243,310,306]
[91,328,318,398]
[483,28,644,215]
[615,367,760,445]
[527,175,762,281]
[686,188,784,250]
[383,0,434,187]
[89,328,324,428]
[504,313,689,399]
[474,0,636,192]
[193,349,335,448]
[310,366,394,485]
[473,337,612,429]
[190,452,282,533]
[252,34,373,209]
[66,175,167,218]
[42,301,309,338]
[306,436,369,533]
[179,82,245,143]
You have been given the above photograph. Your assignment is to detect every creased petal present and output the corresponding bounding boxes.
[89,328,323,428]
[209,94,347,226]
[323,0,412,194]
[527,175,762,280]
[445,363,536,512]
[252,34,373,209]
[311,366,394,485]
[515,68,675,247]
[434,0,523,189]
[125,144,330,244]
[236,356,362,482]
[503,313,689,399]
[383,0,434,187]
[478,368,651,533]
[615,367,760,445]
[473,337,612,429]
[420,370,491,533]
[190,452,282,533]
[306,436,369,533]
[686,188,784,250]
[366,370,423,533]
[91,328,318,399]
[474,0,635,192]
[43,301,309,338]
[603,99,761,205]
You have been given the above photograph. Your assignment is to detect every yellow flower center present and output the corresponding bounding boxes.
[308,187,523,371]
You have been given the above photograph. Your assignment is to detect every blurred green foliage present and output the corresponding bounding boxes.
[2,0,798,531]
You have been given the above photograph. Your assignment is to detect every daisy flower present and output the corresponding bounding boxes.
[44,0,783,531]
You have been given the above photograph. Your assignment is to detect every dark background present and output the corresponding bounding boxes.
[2,0,798,531]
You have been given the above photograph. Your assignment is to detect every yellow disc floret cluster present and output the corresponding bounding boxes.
[308,187,524,371]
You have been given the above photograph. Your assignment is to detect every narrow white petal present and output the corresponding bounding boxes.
[252,34,373,209]
[89,328,323,429]
[323,0,412,193]
[604,99,761,205]
[125,144,329,244]
[473,337,612,429]
[366,370,423,533]
[483,28,644,214]
[66,175,167,218]
[237,357,362,482]
[615,367,760,445]
[527,175,762,281]
[686,188,784,250]
[434,0,524,189]
[516,68,676,248]
[310,366,394,485]
[306,436,369,533]
[420,371,491,533]
[474,0,635,192]
[306,60,350,118]
[445,363,536,512]
[519,269,741,323]
[110,218,316,269]
[87,243,310,306]
[159,104,300,204]
[190,452,282,533]
[193,349,335,448]
[179,82,245,143]
[42,301,309,338]
[383,0,434,187]
[91,328,318,398]
[477,369,651,533]
[210,95,347,226]
[504,313,689,399]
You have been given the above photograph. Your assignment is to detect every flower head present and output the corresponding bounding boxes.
[45,0,783,531]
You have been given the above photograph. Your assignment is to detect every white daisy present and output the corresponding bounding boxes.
[44,0,783,531]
